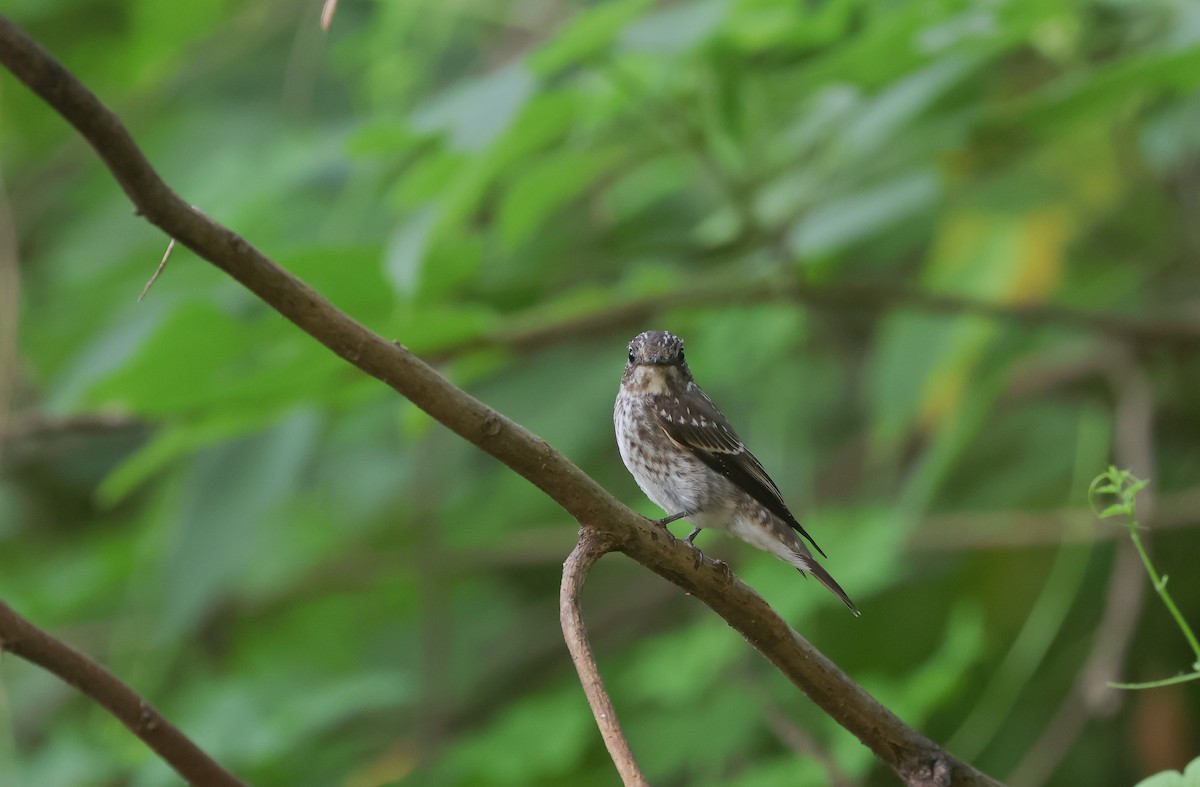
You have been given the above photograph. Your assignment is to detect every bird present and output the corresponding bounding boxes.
[614,329,858,614]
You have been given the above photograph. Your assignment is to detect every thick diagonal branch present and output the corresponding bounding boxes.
[560,530,647,786]
[0,16,1000,786]
[0,602,247,787]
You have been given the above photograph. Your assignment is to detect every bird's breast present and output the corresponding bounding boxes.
[614,391,737,519]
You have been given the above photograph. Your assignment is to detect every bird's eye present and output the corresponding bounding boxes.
[628,350,635,363]
[678,350,685,363]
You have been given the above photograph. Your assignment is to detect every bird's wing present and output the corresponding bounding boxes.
[652,386,826,558]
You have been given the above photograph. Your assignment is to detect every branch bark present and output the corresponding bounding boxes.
[0,15,1001,786]
[0,602,247,787]
[560,530,647,786]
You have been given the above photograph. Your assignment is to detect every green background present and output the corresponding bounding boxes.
[2,0,1199,784]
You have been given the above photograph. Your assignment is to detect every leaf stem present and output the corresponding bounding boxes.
[1090,467,1200,689]
[1109,672,1200,690]
[1126,523,1200,663]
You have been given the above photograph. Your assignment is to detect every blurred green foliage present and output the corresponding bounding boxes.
[2,0,1200,785]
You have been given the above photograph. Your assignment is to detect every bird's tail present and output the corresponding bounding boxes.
[795,554,859,617]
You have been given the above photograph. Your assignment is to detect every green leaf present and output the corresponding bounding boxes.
[278,245,395,322]
[1098,503,1129,519]
[497,148,621,251]
[97,411,272,506]
[618,621,742,706]
[618,0,728,55]
[155,408,324,638]
[411,61,536,152]
[383,206,438,297]
[788,169,939,256]
[529,0,656,75]
[439,688,593,784]
[82,302,248,416]
[46,297,174,413]
[387,302,498,353]
[600,153,693,223]
[840,54,982,157]
[1133,755,1200,787]
[997,45,1200,137]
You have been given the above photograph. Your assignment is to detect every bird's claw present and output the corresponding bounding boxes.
[713,558,733,582]
[646,517,709,570]
[647,517,677,544]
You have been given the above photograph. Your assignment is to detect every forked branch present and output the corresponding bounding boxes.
[560,530,647,786]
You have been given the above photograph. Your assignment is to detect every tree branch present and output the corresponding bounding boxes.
[910,485,1200,551]
[433,272,1200,364]
[0,16,1000,785]
[0,601,247,787]
[560,530,647,786]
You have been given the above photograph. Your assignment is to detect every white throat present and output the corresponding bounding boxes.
[629,365,674,395]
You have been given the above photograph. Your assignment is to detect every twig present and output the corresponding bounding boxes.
[909,485,1200,551]
[139,237,175,301]
[789,277,1200,352]
[1,411,140,442]
[0,601,247,787]
[428,276,1200,366]
[320,0,338,31]
[560,530,647,786]
[1,412,143,471]
[0,17,1001,785]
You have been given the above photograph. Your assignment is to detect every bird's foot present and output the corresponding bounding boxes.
[646,516,677,544]
[712,558,733,582]
[681,527,706,566]
[654,510,694,528]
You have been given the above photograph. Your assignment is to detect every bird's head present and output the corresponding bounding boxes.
[622,330,692,393]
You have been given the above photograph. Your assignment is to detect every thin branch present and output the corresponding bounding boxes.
[0,602,247,787]
[433,275,1200,364]
[320,0,338,32]
[910,485,1200,551]
[786,280,1200,348]
[1,411,141,442]
[1,412,144,472]
[0,16,1000,785]
[560,530,647,786]
[139,237,175,301]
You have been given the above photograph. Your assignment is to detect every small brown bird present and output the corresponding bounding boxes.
[614,330,857,614]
